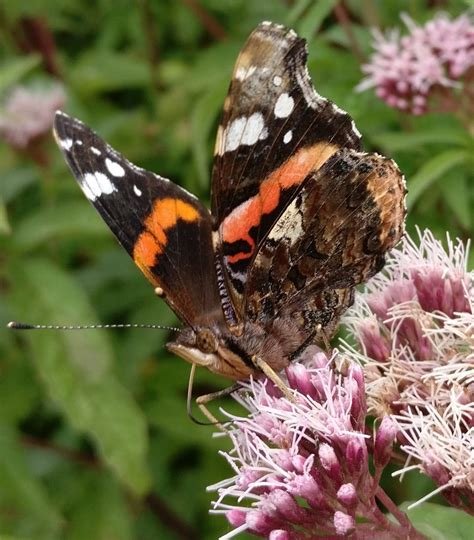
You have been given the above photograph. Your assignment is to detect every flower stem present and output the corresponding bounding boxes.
[333,3,366,64]
[375,486,429,540]
[179,0,226,41]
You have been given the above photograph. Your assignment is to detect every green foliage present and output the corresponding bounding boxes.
[0,56,41,94]
[11,258,151,495]
[0,425,62,538]
[404,503,474,540]
[0,1,472,539]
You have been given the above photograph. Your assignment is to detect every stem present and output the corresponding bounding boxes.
[145,493,200,540]
[179,0,226,41]
[18,17,61,77]
[375,486,429,540]
[21,435,100,468]
[138,0,161,94]
[361,0,380,28]
[375,486,409,527]
[333,2,366,64]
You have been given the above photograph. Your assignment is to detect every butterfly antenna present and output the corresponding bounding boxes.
[7,321,181,332]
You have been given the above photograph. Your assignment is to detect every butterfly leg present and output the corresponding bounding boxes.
[251,355,296,403]
[315,323,332,352]
[195,385,241,430]
[186,363,240,429]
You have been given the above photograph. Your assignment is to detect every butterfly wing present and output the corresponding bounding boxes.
[245,148,406,344]
[54,111,222,328]
[211,22,363,327]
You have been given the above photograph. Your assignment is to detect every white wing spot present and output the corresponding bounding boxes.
[235,67,246,81]
[273,76,282,86]
[105,158,125,177]
[247,65,257,78]
[81,182,95,201]
[133,184,142,196]
[91,147,101,156]
[223,113,267,153]
[75,140,83,146]
[268,198,303,246]
[274,93,294,118]
[235,65,257,81]
[215,125,224,155]
[95,172,115,195]
[82,172,116,201]
[61,138,73,150]
[283,130,293,144]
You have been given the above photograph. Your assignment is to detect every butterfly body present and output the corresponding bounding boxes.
[54,22,406,381]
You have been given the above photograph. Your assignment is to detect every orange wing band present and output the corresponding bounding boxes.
[222,143,338,263]
[133,198,200,270]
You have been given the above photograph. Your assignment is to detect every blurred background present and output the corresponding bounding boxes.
[0,1,472,539]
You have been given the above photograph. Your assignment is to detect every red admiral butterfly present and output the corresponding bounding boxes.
[53,22,406,386]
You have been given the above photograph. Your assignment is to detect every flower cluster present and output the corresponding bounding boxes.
[343,229,473,513]
[209,348,424,539]
[358,13,474,115]
[209,230,473,537]
[0,84,65,149]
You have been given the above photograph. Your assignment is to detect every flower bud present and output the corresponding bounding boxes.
[334,511,356,535]
[269,530,291,540]
[319,443,342,484]
[374,416,398,468]
[337,483,358,508]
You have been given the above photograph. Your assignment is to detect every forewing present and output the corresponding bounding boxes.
[54,111,222,328]
[211,21,362,325]
[245,149,406,340]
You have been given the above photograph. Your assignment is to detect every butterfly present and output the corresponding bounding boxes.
[53,21,406,390]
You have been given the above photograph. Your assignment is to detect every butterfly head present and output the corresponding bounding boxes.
[166,325,260,380]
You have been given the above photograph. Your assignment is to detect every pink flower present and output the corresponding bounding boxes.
[0,84,65,149]
[393,401,474,513]
[209,349,423,539]
[358,12,474,115]
[343,229,473,513]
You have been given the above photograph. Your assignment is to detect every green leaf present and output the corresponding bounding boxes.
[66,474,132,540]
[402,502,474,540]
[0,424,62,537]
[407,150,469,208]
[12,200,108,252]
[0,166,37,203]
[69,52,150,95]
[183,41,236,94]
[296,0,340,39]
[190,79,227,189]
[0,55,41,93]
[438,169,471,230]
[0,351,39,423]
[376,129,470,152]
[286,0,313,25]
[11,258,151,495]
